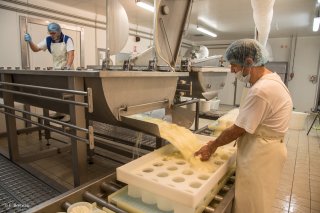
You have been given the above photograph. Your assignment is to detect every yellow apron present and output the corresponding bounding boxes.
[51,41,67,69]
[233,126,287,213]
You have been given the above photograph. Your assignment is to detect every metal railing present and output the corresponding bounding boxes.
[0,81,93,112]
[0,104,94,149]
[0,80,94,149]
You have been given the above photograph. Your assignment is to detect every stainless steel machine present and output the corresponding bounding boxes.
[0,0,193,187]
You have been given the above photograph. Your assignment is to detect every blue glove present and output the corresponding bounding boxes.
[24,33,32,42]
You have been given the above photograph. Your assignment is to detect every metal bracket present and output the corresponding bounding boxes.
[87,87,93,113]
[118,99,169,119]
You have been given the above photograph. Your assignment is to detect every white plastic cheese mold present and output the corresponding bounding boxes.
[116,134,236,213]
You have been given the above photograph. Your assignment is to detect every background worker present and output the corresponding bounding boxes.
[24,22,74,121]
[195,39,293,213]
[24,22,74,70]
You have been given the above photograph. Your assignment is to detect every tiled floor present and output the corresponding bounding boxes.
[271,114,320,213]
[0,110,319,212]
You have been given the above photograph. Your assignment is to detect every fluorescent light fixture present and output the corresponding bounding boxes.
[313,17,320,32]
[197,26,217,37]
[136,1,154,12]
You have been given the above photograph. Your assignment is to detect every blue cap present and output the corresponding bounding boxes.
[48,23,61,33]
[225,39,269,67]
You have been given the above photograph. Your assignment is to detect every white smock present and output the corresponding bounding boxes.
[233,74,291,213]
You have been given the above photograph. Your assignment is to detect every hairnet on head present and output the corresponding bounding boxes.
[48,23,61,33]
[225,39,269,67]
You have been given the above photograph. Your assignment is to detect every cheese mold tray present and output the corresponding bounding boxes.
[116,135,236,213]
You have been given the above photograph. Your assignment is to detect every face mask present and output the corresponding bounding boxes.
[235,68,251,83]
[49,32,60,41]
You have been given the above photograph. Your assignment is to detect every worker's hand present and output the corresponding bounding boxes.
[194,141,218,161]
[24,33,32,42]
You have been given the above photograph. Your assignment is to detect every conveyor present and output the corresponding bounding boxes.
[26,172,235,213]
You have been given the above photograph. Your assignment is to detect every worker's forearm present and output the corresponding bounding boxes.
[28,41,40,52]
[208,124,245,148]
[66,51,74,67]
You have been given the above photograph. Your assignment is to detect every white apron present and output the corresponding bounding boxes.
[233,126,287,213]
[234,76,290,213]
[51,41,67,69]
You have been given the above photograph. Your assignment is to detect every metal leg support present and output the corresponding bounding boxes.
[2,74,19,161]
[68,76,87,187]
[195,101,199,131]
[43,108,51,145]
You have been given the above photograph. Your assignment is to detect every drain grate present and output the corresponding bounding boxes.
[0,186,24,213]
[0,154,60,212]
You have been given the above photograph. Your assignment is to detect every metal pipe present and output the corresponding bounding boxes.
[61,202,72,211]
[204,206,215,213]
[214,195,224,202]
[222,185,231,192]
[211,185,235,213]
[0,110,89,143]
[3,0,106,25]
[100,182,120,194]
[108,181,125,189]
[229,175,236,183]
[105,0,110,70]
[195,101,199,130]
[174,98,199,107]
[152,0,157,70]
[176,89,191,92]
[177,83,192,86]
[0,4,101,31]
[3,0,156,39]
[83,191,128,213]
[0,103,88,132]
[0,88,88,108]
[0,4,155,41]
[0,81,88,95]
[119,99,169,112]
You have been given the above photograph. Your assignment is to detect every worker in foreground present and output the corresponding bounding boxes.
[195,39,293,213]
[24,22,74,70]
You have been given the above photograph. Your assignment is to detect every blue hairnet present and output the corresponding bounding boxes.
[225,39,269,67]
[48,23,61,33]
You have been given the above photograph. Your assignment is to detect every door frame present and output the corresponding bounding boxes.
[19,16,85,68]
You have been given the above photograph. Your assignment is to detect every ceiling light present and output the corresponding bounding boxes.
[197,26,217,37]
[313,17,320,32]
[136,1,154,12]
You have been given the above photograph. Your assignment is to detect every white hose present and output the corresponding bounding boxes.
[251,0,275,47]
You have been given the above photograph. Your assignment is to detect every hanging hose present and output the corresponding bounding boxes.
[251,0,275,47]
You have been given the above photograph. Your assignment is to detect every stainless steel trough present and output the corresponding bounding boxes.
[0,69,188,136]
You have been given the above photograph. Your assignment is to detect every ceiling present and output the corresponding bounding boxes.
[47,0,320,42]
